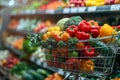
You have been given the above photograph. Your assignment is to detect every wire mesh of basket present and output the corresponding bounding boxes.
[45,33,120,76]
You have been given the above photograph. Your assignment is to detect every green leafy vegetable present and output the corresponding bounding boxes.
[64,16,83,30]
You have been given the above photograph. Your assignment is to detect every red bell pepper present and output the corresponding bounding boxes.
[118,25,120,30]
[66,25,78,37]
[61,59,79,70]
[76,31,90,40]
[90,29,100,38]
[91,26,100,30]
[78,20,91,33]
[84,45,95,57]
[52,33,61,42]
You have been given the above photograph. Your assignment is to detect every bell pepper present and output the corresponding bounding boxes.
[48,26,60,32]
[61,59,80,70]
[61,31,70,42]
[117,25,120,30]
[85,0,105,6]
[105,0,115,5]
[66,25,78,37]
[52,33,61,42]
[68,51,78,58]
[78,20,91,33]
[90,29,100,38]
[52,31,70,42]
[70,0,85,7]
[88,20,99,26]
[43,26,61,40]
[100,24,117,37]
[84,45,95,57]
[80,59,94,72]
[76,42,85,49]
[43,34,48,40]
[76,31,90,40]
[100,24,118,42]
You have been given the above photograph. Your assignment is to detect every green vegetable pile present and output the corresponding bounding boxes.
[64,16,83,30]
[10,62,51,80]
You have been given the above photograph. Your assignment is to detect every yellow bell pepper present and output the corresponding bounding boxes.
[48,26,60,32]
[80,59,94,72]
[43,26,61,40]
[43,34,48,40]
[100,24,118,42]
[100,24,117,37]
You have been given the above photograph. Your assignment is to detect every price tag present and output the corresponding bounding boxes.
[30,56,35,62]
[110,4,120,11]
[88,6,97,12]
[36,60,42,65]
[63,8,70,14]
[46,10,55,14]
[70,7,77,13]
[78,7,86,13]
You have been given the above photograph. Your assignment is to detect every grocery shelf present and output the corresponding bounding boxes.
[11,4,120,16]
[4,45,23,56]
[7,29,35,35]
[30,57,58,73]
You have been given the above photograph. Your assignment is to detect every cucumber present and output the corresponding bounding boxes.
[37,69,50,78]
[28,69,44,80]
[21,71,34,80]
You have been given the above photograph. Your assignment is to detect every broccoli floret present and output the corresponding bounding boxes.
[64,16,83,30]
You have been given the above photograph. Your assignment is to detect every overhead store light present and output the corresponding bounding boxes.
[8,0,15,6]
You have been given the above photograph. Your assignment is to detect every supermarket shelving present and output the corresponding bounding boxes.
[4,44,59,73]
[4,44,73,78]
[10,4,120,16]
[4,44,23,56]
[7,29,35,36]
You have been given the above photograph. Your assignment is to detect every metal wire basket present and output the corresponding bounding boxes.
[45,34,120,76]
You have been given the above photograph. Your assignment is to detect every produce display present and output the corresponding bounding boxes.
[11,0,120,14]
[29,16,119,75]
[5,35,47,65]
[10,62,63,80]
[6,35,24,50]
[3,57,20,69]
[8,18,54,33]
[0,50,10,66]
[0,50,20,69]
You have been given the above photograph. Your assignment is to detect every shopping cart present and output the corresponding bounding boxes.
[45,33,120,77]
